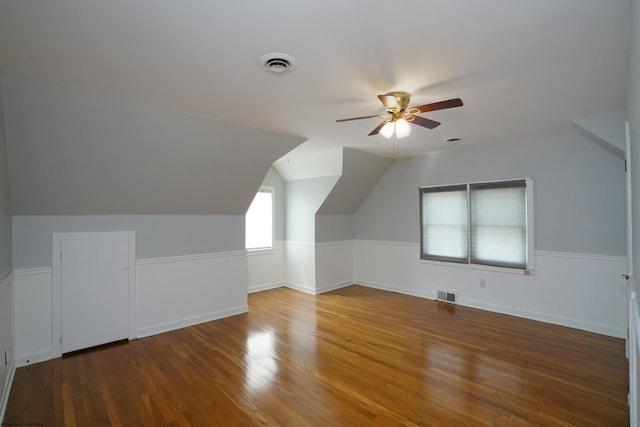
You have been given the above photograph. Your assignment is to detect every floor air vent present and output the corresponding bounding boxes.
[437,290,458,304]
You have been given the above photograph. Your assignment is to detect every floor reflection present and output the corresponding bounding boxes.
[244,329,278,394]
[437,301,457,314]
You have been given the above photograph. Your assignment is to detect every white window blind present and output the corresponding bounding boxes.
[245,188,273,250]
[470,181,527,269]
[420,185,468,263]
[420,179,529,270]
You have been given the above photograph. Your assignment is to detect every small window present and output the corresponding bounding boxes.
[245,187,273,250]
[420,179,531,270]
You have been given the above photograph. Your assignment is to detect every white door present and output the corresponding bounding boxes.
[60,235,130,353]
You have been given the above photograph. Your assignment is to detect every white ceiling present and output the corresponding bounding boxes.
[0,0,632,165]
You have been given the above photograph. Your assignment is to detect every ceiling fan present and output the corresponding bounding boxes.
[336,92,463,139]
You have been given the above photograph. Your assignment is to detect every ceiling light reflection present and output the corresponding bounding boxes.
[244,329,278,393]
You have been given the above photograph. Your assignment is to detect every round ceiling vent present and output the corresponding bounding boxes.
[260,53,298,73]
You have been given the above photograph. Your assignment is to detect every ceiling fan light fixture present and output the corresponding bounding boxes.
[336,93,463,138]
[395,118,411,138]
[379,121,395,139]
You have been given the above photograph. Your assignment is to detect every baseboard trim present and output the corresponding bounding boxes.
[248,282,285,294]
[283,281,316,295]
[356,279,625,338]
[357,279,434,300]
[14,349,53,368]
[136,305,248,339]
[462,298,626,338]
[0,359,15,424]
[316,281,353,295]
[249,282,353,296]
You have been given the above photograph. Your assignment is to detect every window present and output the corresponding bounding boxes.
[420,185,468,264]
[245,187,273,250]
[420,179,531,270]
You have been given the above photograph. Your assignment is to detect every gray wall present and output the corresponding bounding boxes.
[285,176,339,243]
[316,214,353,243]
[260,166,286,242]
[0,75,11,279]
[355,131,626,256]
[13,215,243,269]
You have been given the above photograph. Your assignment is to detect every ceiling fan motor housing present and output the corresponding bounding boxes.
[381,91,411,112]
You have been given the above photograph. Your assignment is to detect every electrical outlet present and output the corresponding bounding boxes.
[480,278,486,288]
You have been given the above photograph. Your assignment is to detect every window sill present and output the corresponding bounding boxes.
[418,258,535,276]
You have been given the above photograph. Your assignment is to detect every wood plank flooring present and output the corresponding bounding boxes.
[4,285,629,426]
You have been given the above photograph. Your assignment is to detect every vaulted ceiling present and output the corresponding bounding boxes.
[0,0,633,214]
[0,1,630,159]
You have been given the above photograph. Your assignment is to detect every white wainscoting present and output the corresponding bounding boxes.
[247,241,286,293]
[249,241,353,295]
[0,272,15,423]
[354,240,628,338]
[315,240,354,294]
[136,251,249,338]
[13,267,52,367]
[285,241,317,294]
[13,250,250,366]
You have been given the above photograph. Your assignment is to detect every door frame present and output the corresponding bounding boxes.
[52,231,136,357]
[626,121,634,279]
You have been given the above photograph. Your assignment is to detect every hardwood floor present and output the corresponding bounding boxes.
[4,285,629,426]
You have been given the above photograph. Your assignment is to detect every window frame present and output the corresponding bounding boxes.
[245,186,275,252]
[419,178,534,274]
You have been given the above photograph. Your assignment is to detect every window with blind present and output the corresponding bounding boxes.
[420,179,530,269]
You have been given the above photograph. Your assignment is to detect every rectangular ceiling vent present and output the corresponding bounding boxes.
[437,290,458,304]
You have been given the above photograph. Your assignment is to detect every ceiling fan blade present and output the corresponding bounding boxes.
[408,115,441,129]
[410,98,463,114]
[336,114,388,122]
[368,121,387,136]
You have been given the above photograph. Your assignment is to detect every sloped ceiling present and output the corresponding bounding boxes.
[2,74,305,215]
[318,148,392,214]
[274,148,344,182]
[571,109,627,159]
